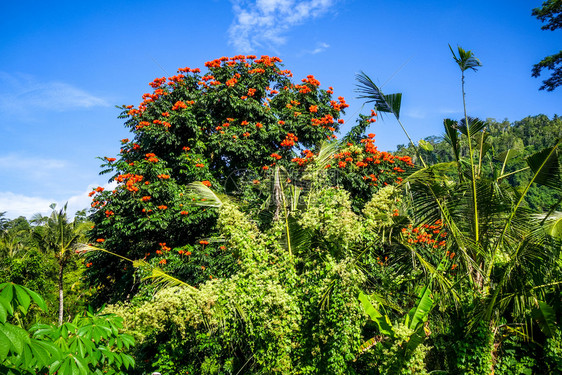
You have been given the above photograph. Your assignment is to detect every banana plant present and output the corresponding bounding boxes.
[358,283,434,359]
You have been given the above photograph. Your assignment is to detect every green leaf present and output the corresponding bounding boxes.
[0,300,8,323]
[496,149,520,164]
[419,139,434,151]
[0,283,14,306]
[2,323,30,355]
[0,330,11,359]
[20,286,47,312]
[407,285,433,331]
[526,144,562,191]
[444,119,460,162]
[70,353,90,375]
[14,285,31,314]
[358,292,394,337]
[532,300,556,337]
[30,339,61,367]
[122,353,135,369]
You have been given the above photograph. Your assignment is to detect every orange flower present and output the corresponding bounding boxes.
[159,259,167,265]
[199,240,209,245]
[180,211,189,215]
[202,180,212,187]
[172,101,188,110]
[255,122,263,128]
[96,238,105,243]
[157,205,168,210]
[309,105,318,113]
[141,196,151,202]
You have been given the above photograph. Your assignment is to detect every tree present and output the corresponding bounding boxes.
[0,212,8,231]
[532,0,562,91]
[86,55,413,304]
[32,204,89,325]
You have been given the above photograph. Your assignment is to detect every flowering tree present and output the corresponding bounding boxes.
[87,55,354,300]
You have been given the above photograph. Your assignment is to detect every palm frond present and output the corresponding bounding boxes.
[142,268,197,291]
[526,143,562,191]
[449,44,482,73]
[443,119,460,162]
[79,244,198,292]
[188,182,226,207]
[458,117,485,137]
[355,71,402,119]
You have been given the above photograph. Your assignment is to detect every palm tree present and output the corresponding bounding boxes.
[33,203,89,325]
[356,46,562,353]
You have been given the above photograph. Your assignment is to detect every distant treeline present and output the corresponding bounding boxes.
[395,114,562,212]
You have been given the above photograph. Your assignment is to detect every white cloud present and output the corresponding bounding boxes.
[0,182,117,220]
[0,192,55,219]
[229,0,337,52]
[0,72,109,117]
[309,42,330,54]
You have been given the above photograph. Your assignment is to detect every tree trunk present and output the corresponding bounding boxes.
[58,262,64,326]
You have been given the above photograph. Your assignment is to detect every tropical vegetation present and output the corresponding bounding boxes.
[1,45,561,374]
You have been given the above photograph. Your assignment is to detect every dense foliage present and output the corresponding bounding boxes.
[0,282,134,375]
[2,48,562,374]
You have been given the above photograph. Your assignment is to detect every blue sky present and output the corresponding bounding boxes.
[1,0,560,218]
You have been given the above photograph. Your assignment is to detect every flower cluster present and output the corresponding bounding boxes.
[402,220,447,249]
[280,133,298,147]
[115,174,144,192]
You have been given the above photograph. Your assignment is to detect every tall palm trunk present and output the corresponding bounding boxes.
[58,262,64,326]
